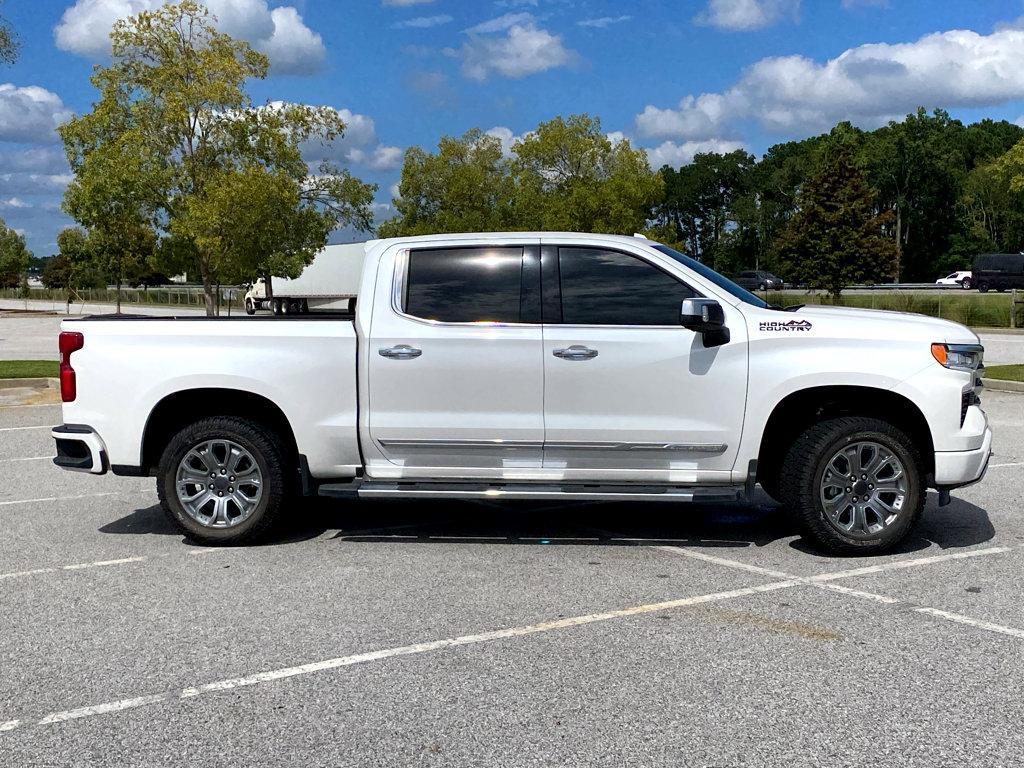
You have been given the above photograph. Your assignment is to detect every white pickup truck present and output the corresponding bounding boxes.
[51,233,992,554]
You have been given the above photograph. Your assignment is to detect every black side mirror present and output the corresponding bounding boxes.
[680,298,730,347]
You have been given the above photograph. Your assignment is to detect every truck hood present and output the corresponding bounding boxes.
[784,304,980,344]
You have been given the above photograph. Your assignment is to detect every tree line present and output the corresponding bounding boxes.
[7,1,1024,307]
[380,110,1024,294]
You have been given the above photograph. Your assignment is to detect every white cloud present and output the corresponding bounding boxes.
[53,0,326,75]
[694,0,799,31]
[382,0,434,5]
[465,12,534,34]
[1014,115,1024,128]
[0,84,73,144]
[0,197,29,209]
[577,15,631,28]
[605,131,627,145]
[459,18,576,81]
[255,7,326,75]
[484,126,527,156]
[297,106,403,172]
[645,139,746,168]
[636,27,1024,141]
[394,14,452,29]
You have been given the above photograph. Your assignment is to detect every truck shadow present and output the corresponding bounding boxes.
[103,490,994,556]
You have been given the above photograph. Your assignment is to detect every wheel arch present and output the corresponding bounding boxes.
[141,388,299,475]
[757,385,935,485]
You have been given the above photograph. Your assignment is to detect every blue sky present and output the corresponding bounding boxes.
[3,0,1024,256]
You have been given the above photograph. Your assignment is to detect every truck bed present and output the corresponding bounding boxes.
[59,316,362,479]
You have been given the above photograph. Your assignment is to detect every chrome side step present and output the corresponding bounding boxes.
[317,480,746,504]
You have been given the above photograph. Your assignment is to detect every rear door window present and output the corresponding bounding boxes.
[404,247,524,323]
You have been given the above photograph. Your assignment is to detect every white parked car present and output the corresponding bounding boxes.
[51,233,991,554]
[936,271,973,289]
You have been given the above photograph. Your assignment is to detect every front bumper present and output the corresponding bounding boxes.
[934,425,993,488]
[51,424,108,474]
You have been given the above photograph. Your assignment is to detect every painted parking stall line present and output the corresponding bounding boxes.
[0,578,804,735]
[0,492,119,507]
[0,425,52,432]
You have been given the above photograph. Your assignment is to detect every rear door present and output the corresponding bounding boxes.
[365,242,545,478]
[540,243,748,483]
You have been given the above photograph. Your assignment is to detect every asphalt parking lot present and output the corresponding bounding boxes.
[1,396,1023,766]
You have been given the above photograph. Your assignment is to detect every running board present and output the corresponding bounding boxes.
[317,480,747,504]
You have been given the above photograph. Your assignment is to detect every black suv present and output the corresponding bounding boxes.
[732,270,785,291]
[973,253,1024,293]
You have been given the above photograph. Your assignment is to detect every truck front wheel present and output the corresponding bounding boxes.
[779,417,924,555]
[157,417,289,545]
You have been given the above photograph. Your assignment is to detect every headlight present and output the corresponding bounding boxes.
[931,343,984,372]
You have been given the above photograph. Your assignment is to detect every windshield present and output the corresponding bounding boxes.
[652,243,770,308]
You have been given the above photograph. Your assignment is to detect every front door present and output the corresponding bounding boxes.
[366,243,545,479]
[541,245,748,484]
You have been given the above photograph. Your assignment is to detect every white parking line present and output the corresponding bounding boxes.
[39,695,169,725]
[0,492,118,507]
[0,721,19,732]
[0,557,146,581]
[0,456,52,463]
[989,462,1024,469]
[647,542,1023,639]
[3,538,1023,736]
[912,607,1024,640]
[0,425,51,432]
[1,578,803,733]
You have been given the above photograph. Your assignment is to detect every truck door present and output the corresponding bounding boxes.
[540,244,748,484]
[365,243,544,479]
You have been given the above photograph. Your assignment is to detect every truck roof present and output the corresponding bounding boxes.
[370,232,655,248]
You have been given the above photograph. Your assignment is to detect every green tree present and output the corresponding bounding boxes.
[379,129,515,238]
[60,1,375,315]
[511,115,663,234]
[776,142,898,299]
[381,114,662,237]
[0,218,30,288]
[862,109,967,281]
[0,1,18,64]
[652,150,755,270]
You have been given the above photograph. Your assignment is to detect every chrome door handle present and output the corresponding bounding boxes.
[553,345,598,361]
[378,344,422,360]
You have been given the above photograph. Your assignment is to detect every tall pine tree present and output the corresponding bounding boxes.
[776,142,898,299]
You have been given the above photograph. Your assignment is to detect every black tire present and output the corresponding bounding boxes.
[157,416,291,545]
[758,282,767,290]
[245,299,256,315]
[779,417,925,555]
[961,278,972,290]
[978,282,989,293]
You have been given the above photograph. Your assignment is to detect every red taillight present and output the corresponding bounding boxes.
[58,331,84,403]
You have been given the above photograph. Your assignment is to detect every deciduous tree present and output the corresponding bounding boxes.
[0,218,30,288]
[60,1,375,315]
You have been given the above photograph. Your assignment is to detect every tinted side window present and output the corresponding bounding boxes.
[558,248,697,326]
[405,247,523,323]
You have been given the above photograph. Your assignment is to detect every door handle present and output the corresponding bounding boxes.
[378,344,422,360]
[553,345,598,361]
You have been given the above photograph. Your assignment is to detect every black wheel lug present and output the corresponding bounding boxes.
[208,484,213,489]
[846,487,851,492]
[852,496,858,502]
[862,474,867,480]
[218,491,223,497]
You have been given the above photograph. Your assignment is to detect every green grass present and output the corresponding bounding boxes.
[0,360,59,379]
[985,364,1024,382]
[764,291,1021,328]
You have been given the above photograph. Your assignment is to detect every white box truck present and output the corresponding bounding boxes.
[244,242,365,315]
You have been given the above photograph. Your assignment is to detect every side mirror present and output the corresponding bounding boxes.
[680,298,730,347]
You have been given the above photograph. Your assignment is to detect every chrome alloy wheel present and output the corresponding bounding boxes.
[176,440,263,528]
[818,441,908,538]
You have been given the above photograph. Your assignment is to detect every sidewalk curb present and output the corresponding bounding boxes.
[983,377,1024,393]
[0,377,57,390]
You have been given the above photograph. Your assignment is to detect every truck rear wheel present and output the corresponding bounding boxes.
[157,417,289,545]
[245,298,256,315]
[779,417,924,555]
